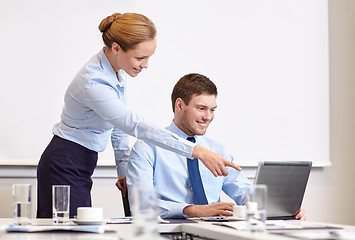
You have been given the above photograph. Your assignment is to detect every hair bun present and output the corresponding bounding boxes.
[99,13,121,33]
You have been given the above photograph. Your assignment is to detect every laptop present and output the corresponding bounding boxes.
[254,161,312,220]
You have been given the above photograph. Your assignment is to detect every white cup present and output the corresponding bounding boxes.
[233,205,247,219]
[77,207,103,221]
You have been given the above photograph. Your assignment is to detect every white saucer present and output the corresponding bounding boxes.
[73,219,107,225]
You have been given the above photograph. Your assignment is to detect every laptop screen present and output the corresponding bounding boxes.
[254,161,312,220]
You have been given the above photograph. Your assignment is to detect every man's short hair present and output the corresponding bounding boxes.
[171,73,218,112]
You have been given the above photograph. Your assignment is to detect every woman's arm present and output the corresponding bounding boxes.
[85,84,242,176]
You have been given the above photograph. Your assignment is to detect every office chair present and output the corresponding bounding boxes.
[122,191,131,217]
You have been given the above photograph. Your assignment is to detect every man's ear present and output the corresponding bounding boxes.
[175,98,184,112]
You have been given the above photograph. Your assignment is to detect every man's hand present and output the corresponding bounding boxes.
[192,145,242,177]
[294,208,306,221]
[183,202,235,217]
[115,176,127,197]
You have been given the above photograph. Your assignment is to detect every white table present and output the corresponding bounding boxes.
[0,218,354,240]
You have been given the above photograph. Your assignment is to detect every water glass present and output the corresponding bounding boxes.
[52,185,70,224]
[246,184,267,233]
[131,185,160,239]
[12,184,32,225]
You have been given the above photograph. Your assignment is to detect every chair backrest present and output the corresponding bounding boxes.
[122,191,131,217]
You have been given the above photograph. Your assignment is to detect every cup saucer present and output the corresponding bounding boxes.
[73,219,107,225]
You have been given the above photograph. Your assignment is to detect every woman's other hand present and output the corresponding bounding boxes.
[115,176,127,197]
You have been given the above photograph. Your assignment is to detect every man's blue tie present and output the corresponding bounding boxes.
[186,136,208,205]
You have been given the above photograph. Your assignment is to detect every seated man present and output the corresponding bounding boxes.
[127,73,305,220]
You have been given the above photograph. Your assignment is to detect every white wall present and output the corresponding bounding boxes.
[301,0,355,225]
[0,0,354,225]
[0,0,330,167]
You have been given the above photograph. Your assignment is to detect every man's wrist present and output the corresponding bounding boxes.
[182,205,193,217]
[183,204,200,217]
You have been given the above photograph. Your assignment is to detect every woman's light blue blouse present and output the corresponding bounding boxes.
[52,48,195,176]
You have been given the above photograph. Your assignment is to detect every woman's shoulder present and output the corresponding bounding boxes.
[75,49,116,86]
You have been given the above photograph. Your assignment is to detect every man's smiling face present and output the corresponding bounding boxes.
[175,93,217,136]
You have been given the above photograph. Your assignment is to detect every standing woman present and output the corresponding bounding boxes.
[36,12,241,218]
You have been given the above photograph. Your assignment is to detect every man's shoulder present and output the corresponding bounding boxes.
[198,136,234,162]
[130,140,157,163]
[132,139,156,151]
[198,136,225,150]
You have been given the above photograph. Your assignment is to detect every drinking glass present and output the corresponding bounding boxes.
[131,185,160,239]
[246,184,268,233]
[12,184,32,225]
[52,185,70,224]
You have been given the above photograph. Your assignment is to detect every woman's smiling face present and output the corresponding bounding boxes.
[113,38,156,77]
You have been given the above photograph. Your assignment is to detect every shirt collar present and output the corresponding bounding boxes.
[116,69,127,88]
[97,48,127,88]
[166,121,197,141]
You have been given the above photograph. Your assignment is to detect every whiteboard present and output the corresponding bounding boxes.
[0,0,330,167]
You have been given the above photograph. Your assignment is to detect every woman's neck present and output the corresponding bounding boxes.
[103,47,119,74]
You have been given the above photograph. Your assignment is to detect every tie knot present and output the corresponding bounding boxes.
[186,136,196,143]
